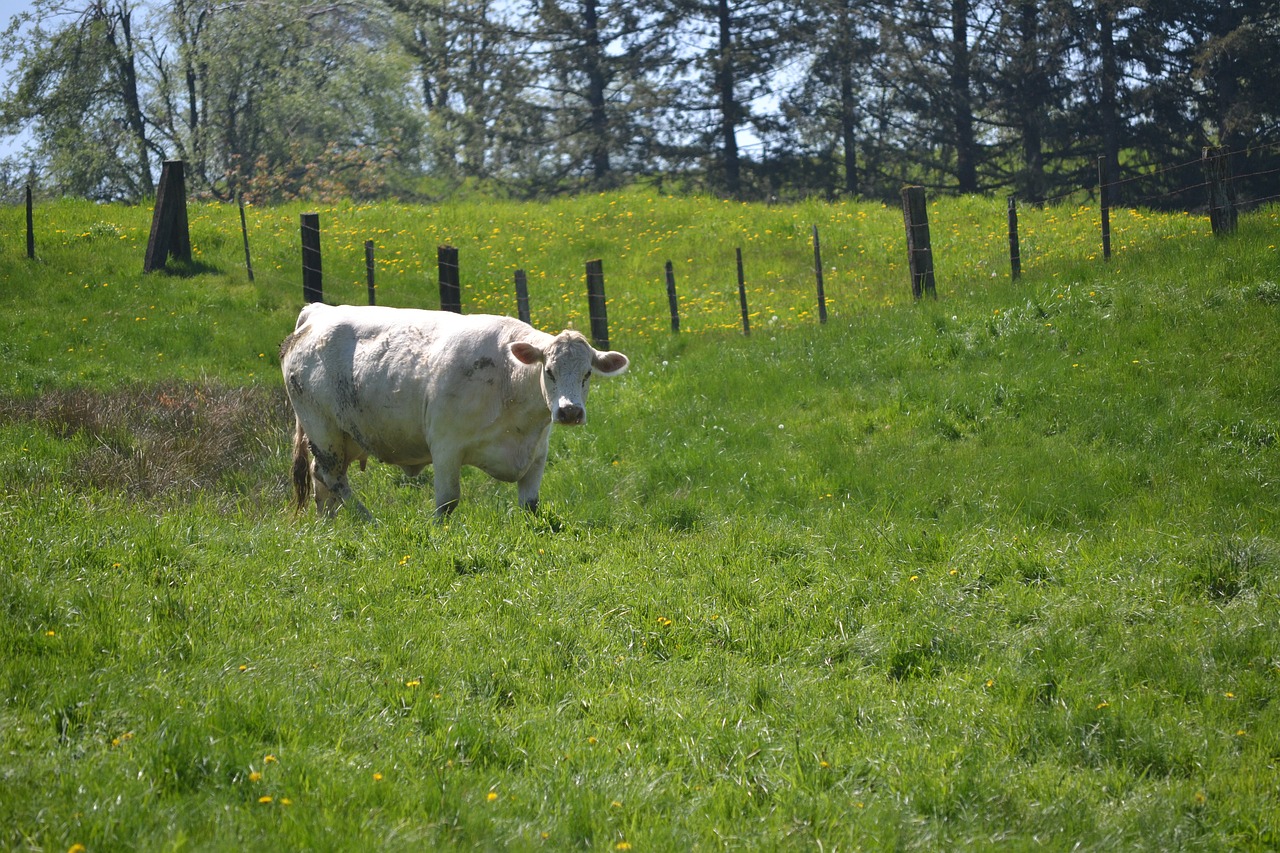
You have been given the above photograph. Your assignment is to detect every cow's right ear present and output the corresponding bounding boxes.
[510,341,545,365]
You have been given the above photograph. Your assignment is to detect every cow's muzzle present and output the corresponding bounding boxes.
[554,403,585,425]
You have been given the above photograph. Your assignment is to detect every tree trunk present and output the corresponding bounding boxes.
[950,0,977,193]
[840,63,858,196]
[1017,1,1045,201]
[837,0,858,196]
[582,0,612,184]
[1097,0,1120,189]
[100,0,154,195]
[716,0,741,196]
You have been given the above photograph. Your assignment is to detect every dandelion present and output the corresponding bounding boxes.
[69,846,86,853]
[406,680,421,688]
[487,791,499,802]
[1096,701,1110,709]
[616,843,632,851]
[373,772,383,781]
[249,771,262,782]
[264,754,278,764]
[259,795,274,804]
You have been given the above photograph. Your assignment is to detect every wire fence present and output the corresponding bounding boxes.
[10,144,1280,344]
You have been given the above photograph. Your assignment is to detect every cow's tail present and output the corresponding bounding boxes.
[291,418,312,512]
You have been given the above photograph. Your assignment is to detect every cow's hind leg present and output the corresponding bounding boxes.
[309,438,374,521]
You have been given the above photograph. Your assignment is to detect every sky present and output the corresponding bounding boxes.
[0,0,28,28]
[0,1,33,159]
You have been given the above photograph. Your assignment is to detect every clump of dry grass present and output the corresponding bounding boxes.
[0,382,292,503]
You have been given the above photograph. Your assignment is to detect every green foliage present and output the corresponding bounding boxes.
[1,194,1278,849]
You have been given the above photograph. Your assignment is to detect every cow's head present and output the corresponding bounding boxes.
[510,330,629,425]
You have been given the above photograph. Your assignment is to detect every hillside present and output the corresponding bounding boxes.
[1,196,1277,849]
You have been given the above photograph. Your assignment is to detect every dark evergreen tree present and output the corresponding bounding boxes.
[876,0,1000,193]
[659,0,800,197]
[524,0,674,190]
[777,0,881,197]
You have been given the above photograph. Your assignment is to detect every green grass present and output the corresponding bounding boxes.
[1,193,1278,850]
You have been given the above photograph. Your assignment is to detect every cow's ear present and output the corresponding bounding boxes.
[510,341,545,365]
[592,350,629,376]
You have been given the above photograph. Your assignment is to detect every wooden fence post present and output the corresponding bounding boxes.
[143,159,192,272]
[25,186,34,260]
[1007,195,1021,280]
[1202,146,1238,236]
[238,195,254,282]
[438,245,461,313]
[664,260,680,333]
[900,186,937,299]
[812,225,828,323]
[300,212,323,304]
[515,269,531,324]
[365,240,376,305]
[736,248,751,335]
[585,259,610,350]
[1098,155,1112,261]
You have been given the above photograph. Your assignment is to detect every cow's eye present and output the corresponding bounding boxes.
[545,368,556,382]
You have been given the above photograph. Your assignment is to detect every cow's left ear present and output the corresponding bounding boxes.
[592,350,629,376]
[510,341,545,365]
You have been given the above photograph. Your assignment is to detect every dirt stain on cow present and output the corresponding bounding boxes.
[464,356,496,381]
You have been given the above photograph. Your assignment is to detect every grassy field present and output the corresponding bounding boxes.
[1,193,1278,850]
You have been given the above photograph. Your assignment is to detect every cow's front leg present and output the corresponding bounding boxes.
[431,452,463,518]
[517,444,548,513]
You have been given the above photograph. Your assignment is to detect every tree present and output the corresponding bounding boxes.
[661,0,800,197]
[523,0,674,191]
[777,0,880,197]
[197,1,421,201]
[385,0,543,192]
[1,0,156,199]
[2,0,424,202]
[877,0,1000,193]
[1147,0,1280,153]
[987,0,1076,201]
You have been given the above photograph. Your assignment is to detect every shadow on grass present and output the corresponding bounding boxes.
[147,258,222,278]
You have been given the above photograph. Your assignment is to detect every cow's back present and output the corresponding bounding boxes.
[282,305,547,468]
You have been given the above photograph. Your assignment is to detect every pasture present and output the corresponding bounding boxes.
[1,194,1278,850]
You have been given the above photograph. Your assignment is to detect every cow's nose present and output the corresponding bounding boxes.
[556,403,585,425]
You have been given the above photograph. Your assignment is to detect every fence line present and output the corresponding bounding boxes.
[10,145,1278,341]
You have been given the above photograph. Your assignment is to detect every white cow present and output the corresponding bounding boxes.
[280,303,629,519]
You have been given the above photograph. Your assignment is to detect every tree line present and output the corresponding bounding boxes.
[2,0,1278,204]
